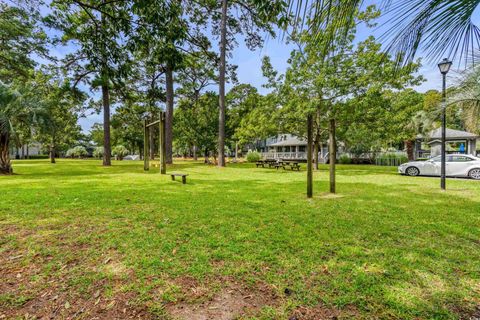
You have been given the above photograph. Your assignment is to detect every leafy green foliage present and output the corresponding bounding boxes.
[0,3,47,81]
[29,71,85,159]
[174,92,219,159]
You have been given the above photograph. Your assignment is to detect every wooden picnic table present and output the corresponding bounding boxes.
[261,159,276,168]
[279,160,301,171]
[256,160,265,168]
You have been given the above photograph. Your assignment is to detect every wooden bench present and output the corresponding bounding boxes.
[170,173,188,184]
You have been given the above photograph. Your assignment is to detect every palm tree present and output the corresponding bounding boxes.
[449,66,480,133]
[0,82,45,174]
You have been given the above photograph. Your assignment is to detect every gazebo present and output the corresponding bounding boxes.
[415,128,479,159]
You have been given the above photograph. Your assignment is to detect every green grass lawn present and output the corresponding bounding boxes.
[1,159,479,319]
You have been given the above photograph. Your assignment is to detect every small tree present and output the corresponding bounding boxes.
[112,145,129,160]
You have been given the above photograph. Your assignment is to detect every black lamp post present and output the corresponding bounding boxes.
[438,58,452,190]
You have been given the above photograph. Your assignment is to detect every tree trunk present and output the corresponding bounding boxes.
[149,120,155,160]
[204,148,209,164]
[193,145,198,161]
[102,82,111,166]
[329,118,336,194]
[101,5,111,167]
[405,140,414,161]
[307,114,313,198]
[50,145,56,164]
[0,132,12,174]
[314,139,319,170]
[217,0,228,167]
[26,144,29,159]
[21,145,25,159]
[165,64,174,164]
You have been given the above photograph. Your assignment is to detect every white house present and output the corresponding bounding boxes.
[257,134,331,161]
[9,142,43,159]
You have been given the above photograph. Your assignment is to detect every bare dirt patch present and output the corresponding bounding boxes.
[288,305,339,320]
[0,223,154,319]
[166,277,278,320]
[288,304,358,320]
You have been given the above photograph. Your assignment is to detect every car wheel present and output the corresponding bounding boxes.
[468,168,480,180]
[405,166,420,176]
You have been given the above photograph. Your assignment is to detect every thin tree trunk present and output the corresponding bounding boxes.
[217,0,228,167]
[314,139,319,170]
[329,118,336,194]
[193,145,198,161]
[204,148,209,164]
[21,145,25,159]
[149,120,155,160]
[26,144,29,159]
[102,82,111,166]
[50,144,56,164]
[165,64,174,164]
[101,5,111,166]
[0,132,12,174]
[405,140,414,161]
[307,114,313,198]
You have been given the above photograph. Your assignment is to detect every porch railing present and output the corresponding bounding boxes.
[260,152,307,160]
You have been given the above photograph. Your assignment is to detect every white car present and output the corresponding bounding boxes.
[398,154,480,180]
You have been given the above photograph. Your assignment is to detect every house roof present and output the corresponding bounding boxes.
[417,128,479,140]
[269,136,307,146]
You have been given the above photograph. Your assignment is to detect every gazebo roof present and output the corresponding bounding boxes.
[417,128,479,140]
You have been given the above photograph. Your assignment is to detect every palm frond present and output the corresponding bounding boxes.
[286,0,363,40]
[382,0,480,65]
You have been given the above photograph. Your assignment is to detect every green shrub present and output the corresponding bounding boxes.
[93,147,104,159]
[246,151,261,162]
[339,154,352,164]
[112,145,129,160]
[375,153,408,166]
[66,146,88,158]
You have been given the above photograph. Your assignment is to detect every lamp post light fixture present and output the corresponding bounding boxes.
[438,58,452,190]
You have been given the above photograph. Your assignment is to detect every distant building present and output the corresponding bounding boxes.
[252,134,332,161]
[9,142,43,159]
[416,128,479,159]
